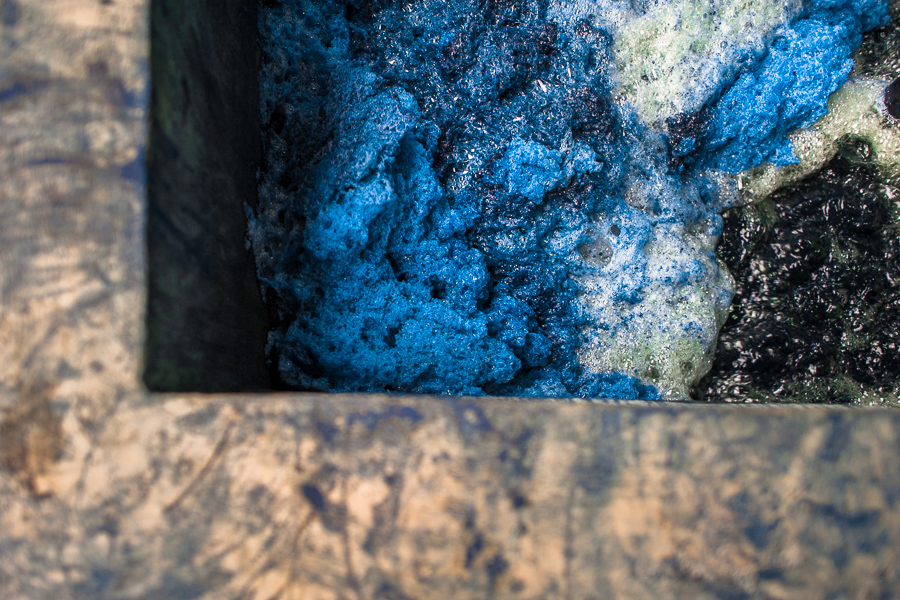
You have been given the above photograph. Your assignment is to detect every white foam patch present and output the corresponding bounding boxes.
[546,0,639,36]
[578,216,733,399]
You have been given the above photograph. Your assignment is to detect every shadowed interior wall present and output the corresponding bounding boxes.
[145,0,270,391]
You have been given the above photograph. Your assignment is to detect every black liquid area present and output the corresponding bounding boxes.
[700,151,900,403]
[884,77,900,119]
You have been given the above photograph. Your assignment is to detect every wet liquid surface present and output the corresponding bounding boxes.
[252,0,896,402]
[701,153,900,404]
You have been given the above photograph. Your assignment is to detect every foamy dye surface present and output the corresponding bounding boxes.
[251,0,887,399]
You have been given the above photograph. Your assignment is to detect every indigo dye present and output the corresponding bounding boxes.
[251,0,888,399]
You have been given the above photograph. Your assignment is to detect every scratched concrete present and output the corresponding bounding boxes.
[1,1,899,599]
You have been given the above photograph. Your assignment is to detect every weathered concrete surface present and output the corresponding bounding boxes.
[2,394,900,599]
[2,0,900,599]
[0,0,147,415]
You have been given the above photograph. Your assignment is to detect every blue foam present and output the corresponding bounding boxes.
[252,0,886,399]
[687,0,889,172]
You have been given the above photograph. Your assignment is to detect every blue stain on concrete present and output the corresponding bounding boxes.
[253,0,886,399]
[316,421,339,443]
[346,406,425,431]
[301,483,327,511]
[449,400,493,439]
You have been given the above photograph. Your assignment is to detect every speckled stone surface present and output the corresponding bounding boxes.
[5,393,900,599]
[2,1,900,599]
[0,0,147,425]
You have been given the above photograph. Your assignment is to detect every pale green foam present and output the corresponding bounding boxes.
[578,222,734,399]
[612,0,798,122]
